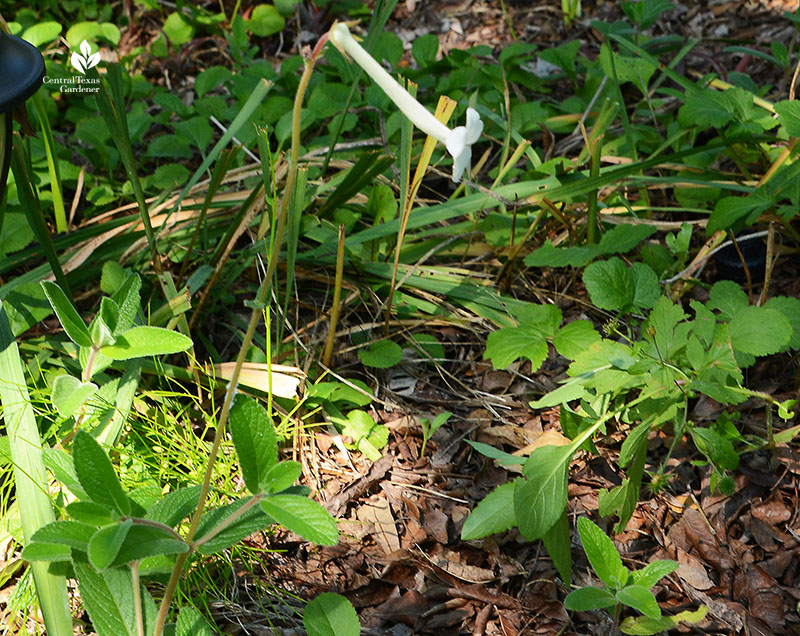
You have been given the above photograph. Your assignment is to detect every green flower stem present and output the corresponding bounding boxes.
[152,37,327,636]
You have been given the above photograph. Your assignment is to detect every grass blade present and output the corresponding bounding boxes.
[0,302,72,634]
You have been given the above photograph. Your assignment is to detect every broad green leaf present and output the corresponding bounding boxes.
[775,99,800,137]
[100,261,128,295]
[461,480,518,540]
[564,586,618,611]
[336,409,388,461]
[22,21,62,46]
[163,11,194,45]
[583,258,634,311]
[74,550,158,636]
[599,44,656,90]
[51,375,98,418]
[247,4,286,36]
[176,606,216,636]
[629,263,660,310]
[195,65,232,98]
[41,281,93,347]
[553,320,601,360]
[620,606,709,635]
[729,306,791,356]
[44,447,88,500]
[524,241,601,268]
[647,296,686,358]
[619,421,651,469]
[110,273,142,334]
[616,585,661,618]
[707,193,772,234]
[599,224,657,255]
[73,431,131,515]
[261,461,302,494]
[764,296,800,349]
[512,303,563,338]
[304,592,360,636]
[229,393,279,494]
[485,326,548,370]
[21,542,72,562]
[577,517,628,589]
[707,281,748,321]
[357,339,402,368]
[88,520,132,570]
[689,427,739,470]
[690,300,717,345]
[542,509,572,584]
[66,502,115,526]
[30,520,97,551]
[100,326,193,360]
[678,88,736,129]
[107,524,189,567]
[195,497,274,554]
[146,485,203,528]
[632,560,679,589]
[260,495,338,545]
[515,445,572,541]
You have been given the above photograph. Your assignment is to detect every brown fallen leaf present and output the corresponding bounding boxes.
[357,494,401,556]
[676,548,714,590]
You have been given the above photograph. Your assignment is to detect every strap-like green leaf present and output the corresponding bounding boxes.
[41,281,93,347]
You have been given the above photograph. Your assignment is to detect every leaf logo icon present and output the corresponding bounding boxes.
[70,40,101,75]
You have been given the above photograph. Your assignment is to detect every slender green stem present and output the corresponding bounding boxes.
[152,38,326,636]
[321,225,346,367]
[191,493,264,549]
[131,561,144,636]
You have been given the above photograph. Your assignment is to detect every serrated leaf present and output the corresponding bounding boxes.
[578,517,629,589]
[461,480,518,540]
[176,606,216,636]
[648,296,687,358]
[678,88,736,129]
[764,296,800,349]
[100,326,192,360]
[30,520,96,551]
[632,560,679,589]
[357,339,402,368]
[524,240,601,267]
[195,497,274,555]
[51,375,98,418]
[554,320,601,360]
[512,303,563,337]
[304,592,360,636]
[584,258,650,312]
[514,445,573,541]
[707,194,772,234]
[620,605,709,635]
[564,586,618,611]
[66,501,115,526]
[485,326,548,370]
[707,281,748,321]
[775,99,800,137]
[73,431,131,515]
[261,461,302,494]
[88,520,132,570]
[41,281,93,347]
[690,427,739,470]
[110,274,142,334]
[108,524,189,567]
[229,393,279,494]
[616,585,661,618]
[630,263,660,310]
[146,485,202,528]
[728,306,791,356]
[260,495,338,545]
[21,542,72,562]
[599,224,657,255]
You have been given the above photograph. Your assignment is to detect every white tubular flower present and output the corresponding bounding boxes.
[330,22,483,182]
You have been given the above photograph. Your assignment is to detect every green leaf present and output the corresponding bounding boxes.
[100,326,193,360]
[74,551,159,636]
[51,375,98,418]
[260,495,338,545]
[261,461,302,494]
[21,542,72,562]
[630,263,660,310]
[66,502,115,526]
[632,560,679,589]
[163,11,194,45]
[195,497,274,555]
[357,339,402,368]
[678,88,736,129]
[461,480,518,540]
[620,606,709,635]
[577,517,629,589]
[107,524,189,567]
[514,445,573,541]
[728,306,791,356]
[465,440,525,466]
[146,485,203,528]
[304,592,360,636]
[176,606,216,636]
[599,44,656,90]
[195,65,232,98]
[564,586,618,611]
[41,281,93,347]
[647,296,687,358]
[73,431,131,515]
[336,409,388,461]
[512,303,563,337]
[229,393,279,494]
[542,510,572,583]
[110,274,142,335]
[30,520,97,551]
[616,585,661,618]
[485,326,548,370]
[553,321,601,360]
[707,281,748,321]
[524,240,601,268]
[707,193,772,234]
[689,427,739,470]
[583,258,634,311]
[775,99,800,137]
[22,21,62,47]
[246,4,286,37]
[764,296,800,349]
[599,224,657,255]
[88,521,132,570]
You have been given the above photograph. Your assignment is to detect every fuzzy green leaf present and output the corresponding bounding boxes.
[577,517,629,589]
[100,326,192,360]
[261,461,302,494]
[88,520,132,570]
[564,586,618,611]
[176,606,216,636]
[461,480,518,540]
[229,393,279,494]
[29,520,97,551]
[357,339,402,368]
[21,542,72,562]
[195,497,274,555]
[73,431,131,515]
[304,592,360,636]
[728,306,791,356]
[41,281,93,347]
[51,375,98,418]
[616,585,661,618]
[146,485,202,528]
[260,495,338,545]
[515,445,572,541]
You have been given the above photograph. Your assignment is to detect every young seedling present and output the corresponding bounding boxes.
[420,411,452,459]
[565,517,706,635]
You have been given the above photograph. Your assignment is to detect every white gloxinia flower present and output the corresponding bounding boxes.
[330,22,483,182]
